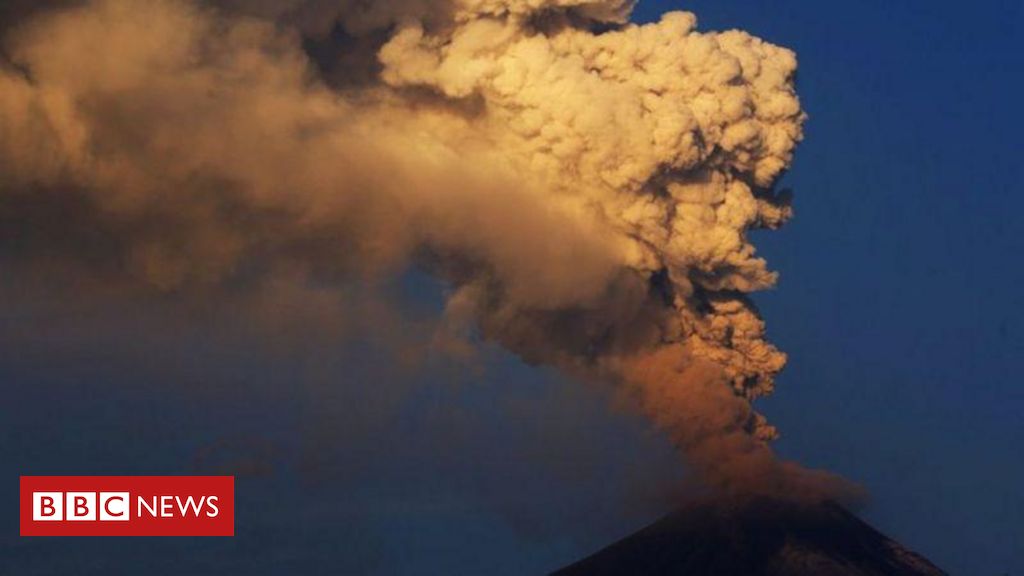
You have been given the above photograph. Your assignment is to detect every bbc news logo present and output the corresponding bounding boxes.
[20,476,233,536]
[32,491,220,522]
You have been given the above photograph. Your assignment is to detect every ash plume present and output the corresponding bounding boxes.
[0,0,857,500]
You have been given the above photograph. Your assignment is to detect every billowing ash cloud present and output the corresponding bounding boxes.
[0,0,856,500]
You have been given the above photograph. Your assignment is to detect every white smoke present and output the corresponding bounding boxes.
[0,0,856,499]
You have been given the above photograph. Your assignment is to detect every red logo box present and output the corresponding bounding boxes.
[20,476,234,536]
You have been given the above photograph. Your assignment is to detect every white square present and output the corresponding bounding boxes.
[33,492,63,521]
[99,492,130,521]
[65,492,97,521]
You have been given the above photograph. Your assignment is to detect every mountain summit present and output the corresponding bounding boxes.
[552,497,946,576]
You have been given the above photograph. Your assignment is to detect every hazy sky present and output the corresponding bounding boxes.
[2,1,1021,575]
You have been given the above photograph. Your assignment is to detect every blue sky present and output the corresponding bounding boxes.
[651,1,1023,573]
[2,1,1022,575]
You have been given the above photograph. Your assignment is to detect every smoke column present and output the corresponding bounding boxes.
[0,0,856,500]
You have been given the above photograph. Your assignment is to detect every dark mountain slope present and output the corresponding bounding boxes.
[552,497,946,576]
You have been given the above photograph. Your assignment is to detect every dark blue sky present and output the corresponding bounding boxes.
[653,1,1023,574]
[2,1,1022,575]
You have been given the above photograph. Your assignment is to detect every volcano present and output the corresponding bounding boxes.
[551,497,946,576]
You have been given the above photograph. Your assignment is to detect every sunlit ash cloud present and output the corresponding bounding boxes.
[0,0,857,500]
